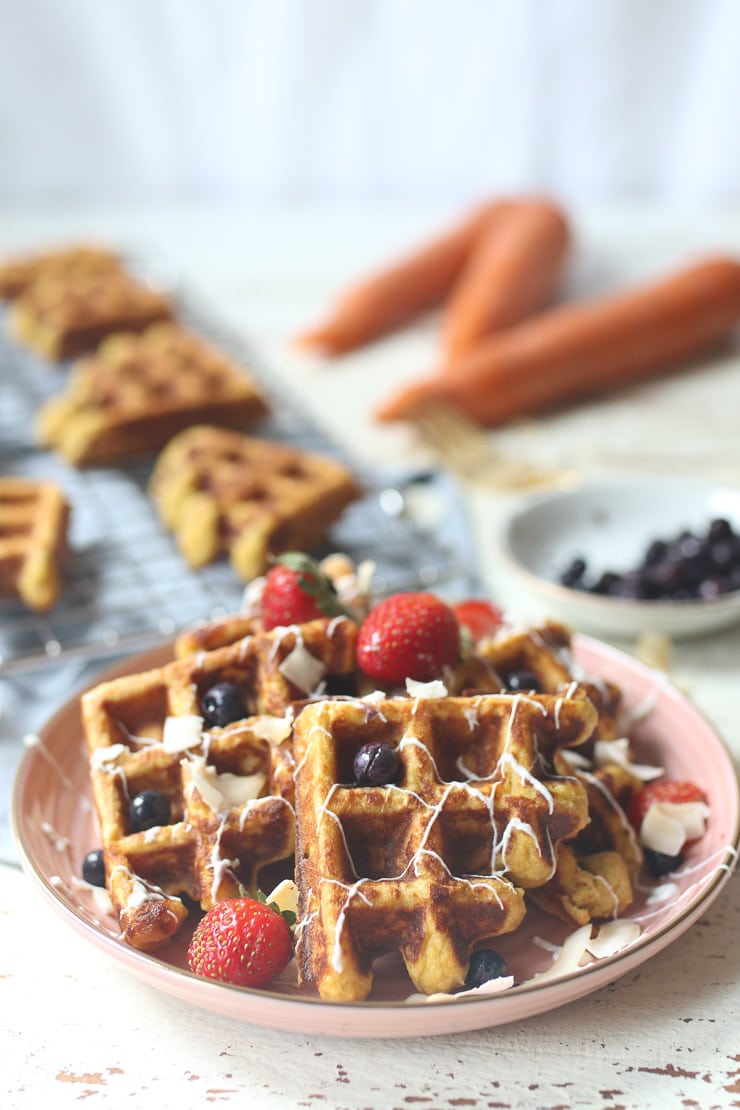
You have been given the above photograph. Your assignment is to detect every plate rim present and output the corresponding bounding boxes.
[11,635,740,1036]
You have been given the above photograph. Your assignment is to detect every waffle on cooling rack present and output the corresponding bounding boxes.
[149,425,361,582]
[36,322,269,465]
[292,690,597,1001]
[0,243,123,300]
[82,616,358,951]
[0,476,69,610]
[8,265,172,360]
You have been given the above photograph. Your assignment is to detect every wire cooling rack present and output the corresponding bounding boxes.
[0,295,478,674]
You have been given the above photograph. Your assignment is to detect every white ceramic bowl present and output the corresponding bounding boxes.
[496,476,740,639]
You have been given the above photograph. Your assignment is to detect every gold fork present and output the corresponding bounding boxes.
[411,401,581,493]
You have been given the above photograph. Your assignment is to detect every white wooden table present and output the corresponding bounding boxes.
[1,202,739,1109]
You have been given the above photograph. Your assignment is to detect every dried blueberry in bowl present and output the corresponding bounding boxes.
[558,517,740,603]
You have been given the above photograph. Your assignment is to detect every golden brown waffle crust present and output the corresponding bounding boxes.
[149,424,361,581]
[0,243,122,300]
[8,266,172,360]
[0,476,70,610]
[36,323,269,465]
[292,689,597,1001]
[81,617,358,952]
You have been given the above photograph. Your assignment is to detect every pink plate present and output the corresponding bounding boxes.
[12,637,739,1038]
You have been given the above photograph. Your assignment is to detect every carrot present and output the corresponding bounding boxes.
[374,256,740,427]
[295,200,512,355]
[441,197,570,361]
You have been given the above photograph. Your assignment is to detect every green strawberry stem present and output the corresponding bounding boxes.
[273,551,355,622]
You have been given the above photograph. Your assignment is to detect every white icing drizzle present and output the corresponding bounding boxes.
[326,615,348,638]
[109,864,180,924]
[41,821,71,854]
[591,871,621,918]
[24,733,75,789]
[497,751,555,812]
[579,769,641,859]
[209,821,239,904]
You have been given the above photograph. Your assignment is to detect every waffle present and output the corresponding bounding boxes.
[82,615,358,951]
[292,689,597,1001]
[36,323,269,465]
[0,476,69,610]
[149,425,361,582]
[175,615,264,658]
[528,758,644,926]
[458,621,639,925]
[453,620,623,743]
[0,243,123,300]
[8,266,172,360]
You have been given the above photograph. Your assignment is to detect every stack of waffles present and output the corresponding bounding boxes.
[81,581,648,1000]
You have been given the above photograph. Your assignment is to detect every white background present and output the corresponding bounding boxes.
[1,0,739,207]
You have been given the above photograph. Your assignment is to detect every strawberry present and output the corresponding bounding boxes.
[452,599,504,643]
[356,591,461,686]
[187,895,293,988]
[261,552,349,631]
[628,779,708,834]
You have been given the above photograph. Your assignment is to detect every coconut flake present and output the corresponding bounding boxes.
[640,803,686,856]
[593,737,664,781]
[405,677,449,699]
[586,919,641,959]
[279,642,326,694]
[162,715,203,753]
[266,878,299,918]
[557,748,592,769]
[90,743,127,769]
[362,690,388,704]
[661,800,710,840]
[405,975,515,1004]
[641,799,710,855]
[535,924,592,981]
[185,758,266,812]
[249,716,293,744]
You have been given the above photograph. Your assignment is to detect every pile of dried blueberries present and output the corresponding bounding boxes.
[558,517,740,601]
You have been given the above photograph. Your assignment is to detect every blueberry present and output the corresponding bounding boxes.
[644,847,682,877]
[129,789,171,832]
[82,848,106,887]
[559,557,587,588]
[709,540,735,569]
[201,681,244,727]
[644,539,669,566]
[465,949,508,989]
[708,517,733,542]
[503,670,542,692]
[353,742,400,786]
[592,571,621,595]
